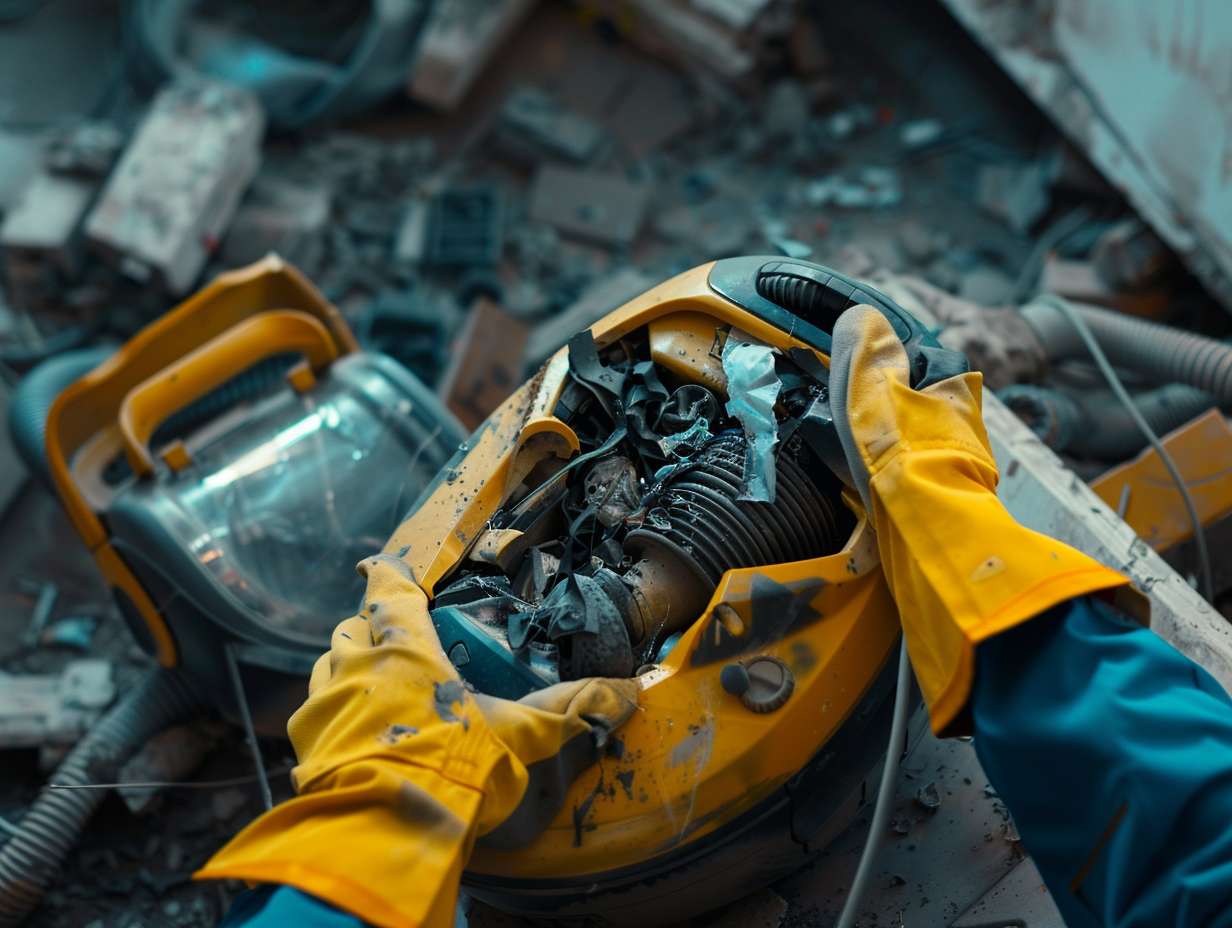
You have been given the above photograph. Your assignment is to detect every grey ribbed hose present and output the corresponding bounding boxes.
[1022,299,1232,403]
[0,669,202,925]
[999,383,1215,461]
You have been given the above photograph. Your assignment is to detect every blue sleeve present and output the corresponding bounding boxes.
[221,885,365,927]
[973,596,1232,928]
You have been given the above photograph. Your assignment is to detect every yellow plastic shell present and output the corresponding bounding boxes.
[385,262,899,878]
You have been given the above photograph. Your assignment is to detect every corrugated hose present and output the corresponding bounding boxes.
[0,669,202,925]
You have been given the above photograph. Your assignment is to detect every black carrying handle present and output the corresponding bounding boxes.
[707,256,969,389]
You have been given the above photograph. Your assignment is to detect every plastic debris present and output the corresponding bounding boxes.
[40,615,98,652]
[408,0,537,111]
[0,660,115,750]
[438,298,531,430]
[914,781,942,812]
[825,103,875,140]
[496,85,605,164]
[85,80,264,294]
[722,333,781,502]
[805,166,902,209]
[22,582,59,648]
[528,165,650,247]
[659,417,713,458]
[900,117,944,149]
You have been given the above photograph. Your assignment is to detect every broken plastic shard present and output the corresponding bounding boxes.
[722,334,782,502]
[914,781,942,812]
[658,417,712,458]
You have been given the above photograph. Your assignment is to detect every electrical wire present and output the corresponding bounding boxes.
[47,767,294,792]
[834,639,913,928]
[1033,295,1214,602]
[225,642,275,812]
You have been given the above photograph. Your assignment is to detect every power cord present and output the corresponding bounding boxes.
[1033,295,1214,602]
[834,639,913,928]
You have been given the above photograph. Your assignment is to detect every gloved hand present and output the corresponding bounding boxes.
[196,553,639,928]
[828,305,1134,736]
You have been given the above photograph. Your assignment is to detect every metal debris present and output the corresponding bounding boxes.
[1091,218,1176,292]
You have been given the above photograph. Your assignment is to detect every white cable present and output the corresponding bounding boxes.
[835,639,913,928]
[1034,295,1214,602]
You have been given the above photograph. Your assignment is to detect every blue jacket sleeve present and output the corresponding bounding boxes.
[973,596,1232,927]
[221,885,365,927]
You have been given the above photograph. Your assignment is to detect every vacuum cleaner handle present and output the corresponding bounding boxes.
[119,309,341,477]
[707,255,969,389]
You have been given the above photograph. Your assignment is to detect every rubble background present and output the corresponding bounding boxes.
[0,0,1229,926]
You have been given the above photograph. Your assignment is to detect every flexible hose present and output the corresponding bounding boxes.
[0,668,202,925]
[1031,295,1213,601]
[1021,299,1232,403]
[835,640,913,928]
[998,382,1215,461]
[7,346,116,488]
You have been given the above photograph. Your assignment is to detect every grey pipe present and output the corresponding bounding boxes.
[999,382,1215,461]
[1022,299,1232,403]
[0,669,202,925]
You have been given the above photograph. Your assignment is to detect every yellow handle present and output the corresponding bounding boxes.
[119,309,339,477]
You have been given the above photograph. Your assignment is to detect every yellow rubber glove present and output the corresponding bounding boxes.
[195,554,639,928]
[828,305,1134,736]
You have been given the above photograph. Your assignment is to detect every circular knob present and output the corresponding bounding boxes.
[739,656,794,713]
[719,662,750,697]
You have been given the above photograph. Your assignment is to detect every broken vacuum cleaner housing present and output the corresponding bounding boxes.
[389,256,969,925]
[20,253,967,925]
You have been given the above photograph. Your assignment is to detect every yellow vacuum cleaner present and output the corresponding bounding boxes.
[29,254,966,925]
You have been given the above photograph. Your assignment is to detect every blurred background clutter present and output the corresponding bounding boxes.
[0,0,1231,925]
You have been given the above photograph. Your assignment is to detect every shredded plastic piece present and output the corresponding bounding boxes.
[721,334,782,502]
[658,418,712,458]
